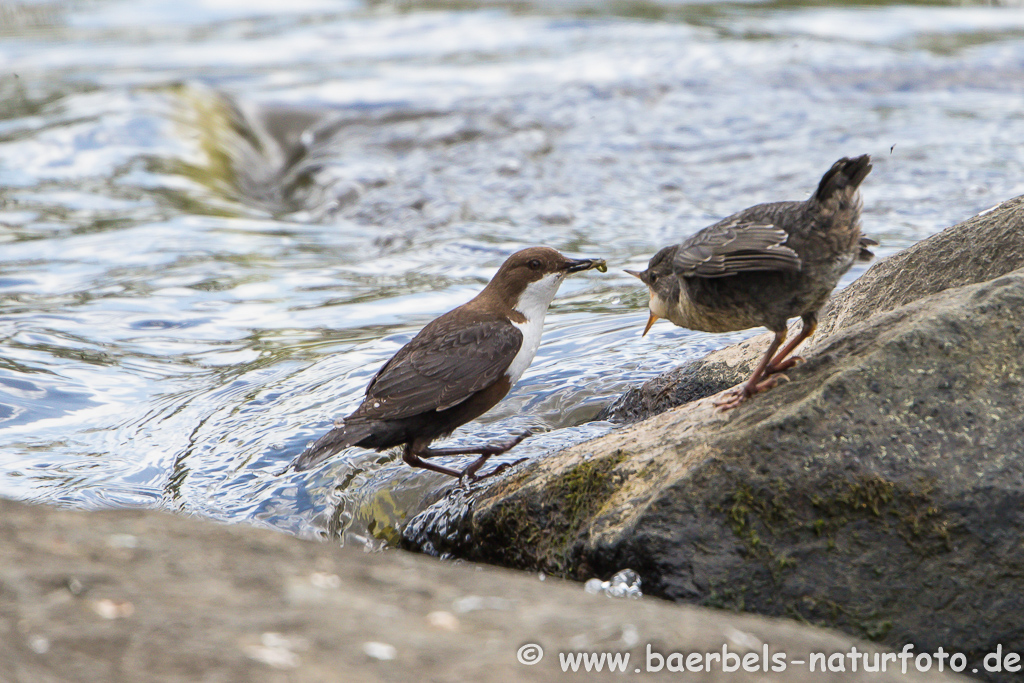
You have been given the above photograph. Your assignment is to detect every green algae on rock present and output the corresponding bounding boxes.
[405,197,1024,683]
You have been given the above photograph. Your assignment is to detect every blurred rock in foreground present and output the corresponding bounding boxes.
[0,498,964,682]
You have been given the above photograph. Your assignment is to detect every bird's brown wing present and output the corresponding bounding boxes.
[350,315,523,421]
[672,219,801,278]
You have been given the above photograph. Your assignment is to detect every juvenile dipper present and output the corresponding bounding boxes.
[628,155,876,410]
[289,247,607,479]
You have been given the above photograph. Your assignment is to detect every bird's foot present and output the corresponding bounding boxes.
[712,386,751,411]
[766,355,804,375]
[458,431,534,482]
[466,457,530,483]
[713,374,789,411]
[480,430,533,456]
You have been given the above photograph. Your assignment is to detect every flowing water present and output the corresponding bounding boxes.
[2,0,1024,547]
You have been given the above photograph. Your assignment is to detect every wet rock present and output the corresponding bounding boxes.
[405,197,1024,682]
[598,194,1024,423]
[0,498,961,683]
[595,338,762,423]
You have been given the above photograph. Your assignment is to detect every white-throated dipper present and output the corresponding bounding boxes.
[628,155,876,410]
[289,247,607,479]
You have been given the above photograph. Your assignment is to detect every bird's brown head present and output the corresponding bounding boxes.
[625,245,678,336]
[482,247,606,320]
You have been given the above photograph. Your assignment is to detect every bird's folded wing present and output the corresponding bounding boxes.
[673,220,801,278]
[351,317,524,421]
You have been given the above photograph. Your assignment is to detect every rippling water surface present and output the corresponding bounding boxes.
[2,0,1023,545]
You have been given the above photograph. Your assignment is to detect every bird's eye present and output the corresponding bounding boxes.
[649,272,658,284]
[527,259,542,270]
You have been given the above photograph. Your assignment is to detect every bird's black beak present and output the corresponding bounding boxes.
[564,258,608,273]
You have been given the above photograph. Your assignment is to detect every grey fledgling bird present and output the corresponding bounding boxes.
[628,155,876,410]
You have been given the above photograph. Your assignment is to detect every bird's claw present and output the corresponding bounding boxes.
[489,457,530,477]
[713,374,788,411]
[766,355,804,375]
[464,457,529,483]
[713,387,750,411]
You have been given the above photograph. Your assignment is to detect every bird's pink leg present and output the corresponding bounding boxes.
[714,330,787,411]
[765,313,818,375]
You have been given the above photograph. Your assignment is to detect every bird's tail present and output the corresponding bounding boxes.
[288,420,376,473]
[813,154,872,205]
[857,235,879,262]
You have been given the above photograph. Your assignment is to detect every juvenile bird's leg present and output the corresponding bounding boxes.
[404,432,533,481]
[714,329,787,411]
[765,313,818,375]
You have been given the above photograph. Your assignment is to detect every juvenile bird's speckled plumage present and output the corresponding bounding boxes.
[631,155,876,409]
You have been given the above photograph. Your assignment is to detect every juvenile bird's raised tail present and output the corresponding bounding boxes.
[289,420,376,472]
[857,235,879,262]
[814,154,872,205]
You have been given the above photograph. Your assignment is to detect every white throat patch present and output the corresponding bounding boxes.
[648,287,670,319]
[505,272,565,385]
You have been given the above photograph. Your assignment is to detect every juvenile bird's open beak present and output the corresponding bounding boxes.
[565,258,608,273]
[642,311,659,337]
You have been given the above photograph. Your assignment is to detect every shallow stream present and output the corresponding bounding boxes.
[2,0,1023,546]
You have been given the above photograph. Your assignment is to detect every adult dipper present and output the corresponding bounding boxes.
[628,155,876,410]
[289,247,607,479]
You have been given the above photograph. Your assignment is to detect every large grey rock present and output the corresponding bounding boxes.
[0,498,962,683]
[598,194,1024,423]
[405,199,1024,682]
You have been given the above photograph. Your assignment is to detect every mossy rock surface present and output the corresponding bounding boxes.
[406,196,1024,683]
